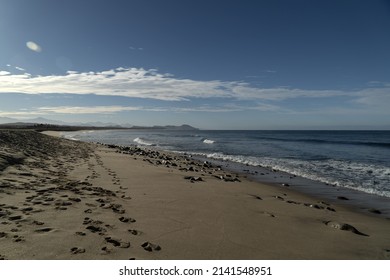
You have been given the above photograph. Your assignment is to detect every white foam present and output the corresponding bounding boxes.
[192,152,390,198]
[62,134,79,141]
[133,137,155,146]
[203,139,215,144]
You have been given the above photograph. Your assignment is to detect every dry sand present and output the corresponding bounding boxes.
[0,130,389,260]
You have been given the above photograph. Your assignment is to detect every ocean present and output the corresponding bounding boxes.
[62,129,390,210]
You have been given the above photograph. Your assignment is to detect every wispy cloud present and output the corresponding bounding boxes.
[0,106,142,118]
[0,110,45,117]
[0,101,285,118]
[0,67,389,116]
[38,106,142,114]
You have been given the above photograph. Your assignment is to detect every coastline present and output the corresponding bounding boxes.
[1,130,389,259]
[194,156,390,219]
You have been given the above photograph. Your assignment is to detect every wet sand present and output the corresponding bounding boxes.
[0,130,389,259]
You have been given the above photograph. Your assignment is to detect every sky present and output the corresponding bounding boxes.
[0,0,389,129]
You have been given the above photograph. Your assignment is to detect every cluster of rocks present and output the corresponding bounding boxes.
[102,144,242,184]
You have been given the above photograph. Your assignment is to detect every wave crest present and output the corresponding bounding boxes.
[133,137,155,146]
[203,139,215,144]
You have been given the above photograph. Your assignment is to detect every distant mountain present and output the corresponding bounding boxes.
[132,124,199,130]
[158,124,199,130]
[0,117,20,124]
[0,117,198,130]
[0,117,128,128]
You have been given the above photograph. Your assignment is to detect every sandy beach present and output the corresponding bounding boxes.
[0,130,389,260]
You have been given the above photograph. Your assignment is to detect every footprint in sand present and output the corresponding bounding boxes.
[119,217,136,223]
[128,229,142,235]
[34,227,53,233]
[86,225,106,234]
[111,204,126,214]
[285,200,301,205]
[21,207,34,212]
[83,217,103,225]
[8,215,23,221]
[0,232,8,238]
[141,241,161,252]
[249,194,262,200]
[101,246,112,254]
[70,247,86,254]
[55,201,72,207]
[105,237,130,248]
[12,235,25,242]
[0,254,7,260]
[85,203,97,207]
[260,211,276,218]
[324,221,369,237]
[383,249,390,259]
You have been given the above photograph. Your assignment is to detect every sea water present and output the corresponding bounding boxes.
[63,130,390,200]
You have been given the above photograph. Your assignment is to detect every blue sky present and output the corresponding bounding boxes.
[0,0,389,129]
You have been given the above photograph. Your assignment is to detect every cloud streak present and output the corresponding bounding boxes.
[0,101,285,118]
[0,66,389,120]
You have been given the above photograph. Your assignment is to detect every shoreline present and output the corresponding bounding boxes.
[193,155,390,219]
[1,130,390,259]
[57,129,390,219]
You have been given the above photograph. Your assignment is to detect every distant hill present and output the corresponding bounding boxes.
[0,117,128,128]
[0,117,198,130]
[0,117,199,131]
[132,124,199,130]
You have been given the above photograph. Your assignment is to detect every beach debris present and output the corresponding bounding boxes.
[324,221,369,236]
[141,241,161,252]
[337,196,349,200]
[282,183,290,187]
